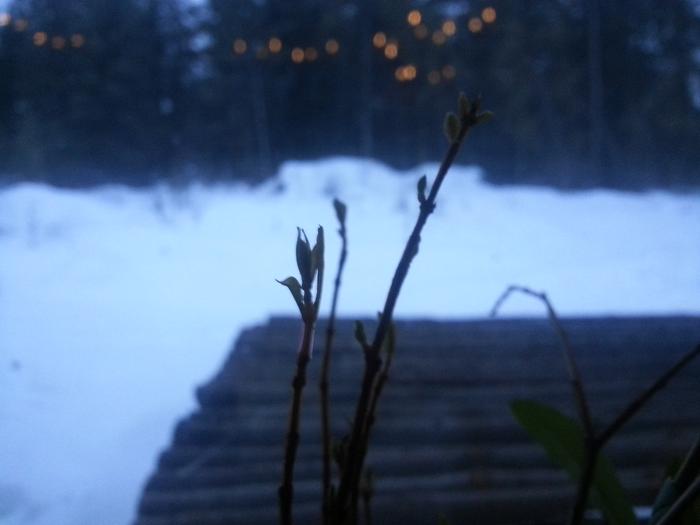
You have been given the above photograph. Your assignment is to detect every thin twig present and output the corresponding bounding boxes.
[334,99,488,523]
[597,344,700,448]
[279,318,316,525]
[352,322,396,513]
[279,230,324,525]
[674,435,700,491]
[490,285,595,440]
[655,475,700,525]
[320,201,348,525]
[492,287,700,525]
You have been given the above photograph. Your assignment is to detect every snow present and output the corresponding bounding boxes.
[0,157,698,525]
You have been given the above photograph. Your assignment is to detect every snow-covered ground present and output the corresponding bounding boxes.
[0,158,698,525]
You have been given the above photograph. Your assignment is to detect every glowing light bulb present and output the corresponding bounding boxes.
[325,39,339,55]
[407,10,421,27]
[33,32,47,46]
[468,17,483,33]
[442,20,456,37]
[70,34,85,48]
[482,7,497,24]
[233,38,247,55]
[432,30,447,45]
[268,37,282,53]
[384,41,398,59]
[372,32,387,48]
[291,47,304,63]
[51,35,66,50]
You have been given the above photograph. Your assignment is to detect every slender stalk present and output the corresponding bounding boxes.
[320,205,348,525]
[492,287,700,525]
[334,101,486,523]
[597,344,700,448]
[352,322,395,514]
[279,317,316,525]
[655,476,700,525]
[491,285,595,439]
[674,435,700,491]
[569,446,600,525]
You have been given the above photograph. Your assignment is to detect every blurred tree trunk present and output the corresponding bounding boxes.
[587,0,604,184]
[358,0,373,157]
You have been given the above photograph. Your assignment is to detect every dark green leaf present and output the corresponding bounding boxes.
[333,198,347,227]
[443,112,460,143]
[296,228,313,288]
[511,400,636,525]
[417,175,427,204]
[354,320,368,349]
[651,479,678,525]
[276,276,304,315]
[476,111,494,125]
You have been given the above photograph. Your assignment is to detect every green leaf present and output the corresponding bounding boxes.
[276,276,304,315]
[354,320,368,349]
[417,175,427,204]
[333,198,347,227]
[651,478,678,525]
[511,400,637,525]
[295,228,313,288]
[443,112,460,143]
[476,111,494,125]
[312,226,325,315]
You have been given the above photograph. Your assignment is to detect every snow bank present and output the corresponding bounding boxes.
[0,157,698,524]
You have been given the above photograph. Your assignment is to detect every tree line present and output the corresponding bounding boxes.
[0,0,698,189]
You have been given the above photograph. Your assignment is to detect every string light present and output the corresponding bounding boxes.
[325,38,339,55]
[372,32,387,48]
[468,17,483,33]
[441,64,456,79]
[268,37,282,53]
[413,24,428,40]
[384,41,398,59]
[51,36,66,50]
[431,30,447,46]
[407,10,421,27]
[33,31,47,46]
[233,38,247,55]
[305,47,318,62]
[291,47,304,63]
[482,7,497,24]
[70,33,85,48]
[0,13,10,27]
[442,20,456,37]
[395,64,417,82]
[14,19,28,32]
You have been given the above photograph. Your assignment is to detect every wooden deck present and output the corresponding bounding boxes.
[134,316,700,525]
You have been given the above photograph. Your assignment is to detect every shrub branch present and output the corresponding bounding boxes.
[492,285,700,525]
[334,96,491,523]
[320,200,348,525]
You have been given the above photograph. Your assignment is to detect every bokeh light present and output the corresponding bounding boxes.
[325,39,339,55]
[233,38,247,55]
[442,20,456,37]
[33,31,47,46]
[407,10,422,27]
[372,32,387,48]
[384,41,398,59]
[268,37,282,54]
[468,17,484,33]
[482,7,497,24]
[291,47,304,63]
